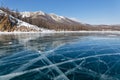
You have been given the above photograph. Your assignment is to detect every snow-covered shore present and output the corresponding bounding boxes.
[0,31,120,34]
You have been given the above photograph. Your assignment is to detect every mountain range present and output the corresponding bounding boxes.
[0,7,120,32]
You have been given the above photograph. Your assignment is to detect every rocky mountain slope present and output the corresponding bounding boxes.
[0,9,53,32]
[20,11,89,31]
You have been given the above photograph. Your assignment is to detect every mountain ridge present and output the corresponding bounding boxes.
[0,7,120,32]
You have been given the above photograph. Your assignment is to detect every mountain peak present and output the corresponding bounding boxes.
[34,11,45,15]
[49,13,66,21]
[21,11,45,18]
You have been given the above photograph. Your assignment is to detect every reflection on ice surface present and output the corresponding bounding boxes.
[0,33,120,80]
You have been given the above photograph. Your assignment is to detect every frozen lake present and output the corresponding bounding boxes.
[0,32,120,80]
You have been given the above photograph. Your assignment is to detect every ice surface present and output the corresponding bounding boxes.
[0,33,120,80]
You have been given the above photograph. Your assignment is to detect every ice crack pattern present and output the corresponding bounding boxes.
[0,33,120,80]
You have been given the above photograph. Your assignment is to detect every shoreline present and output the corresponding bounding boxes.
[0,31,120,34]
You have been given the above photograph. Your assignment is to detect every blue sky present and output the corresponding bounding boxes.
[1,0,120,24]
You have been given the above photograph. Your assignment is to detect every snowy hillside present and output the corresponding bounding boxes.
[0,9,54,32]
[20,11,79,23]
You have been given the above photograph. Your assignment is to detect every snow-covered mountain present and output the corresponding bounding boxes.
[0,9,54,32]
[20,11,120,31]
[0,8,98,32]
[20,11,88,31]
[20,11,81,24]
[0,7,120,32]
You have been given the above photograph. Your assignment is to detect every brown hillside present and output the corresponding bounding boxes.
[0,15,17,32]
